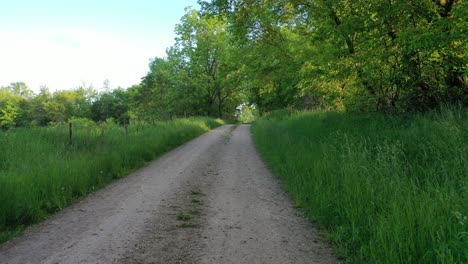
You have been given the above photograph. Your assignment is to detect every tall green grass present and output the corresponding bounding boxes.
[252,107,467,263]
[0,117,224,242]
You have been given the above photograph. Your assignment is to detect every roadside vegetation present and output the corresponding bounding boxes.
[252,107,467,263]
[1,0,466,261]
[0,117,223,242]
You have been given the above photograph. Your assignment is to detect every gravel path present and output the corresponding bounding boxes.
[0,125,339,264]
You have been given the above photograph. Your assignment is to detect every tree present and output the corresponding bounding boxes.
[44,87,96,123]
[139,7,246,119]
[201,0,468,112]
[91,88,130,125]
[0,100,20,129]
[28,86,52,126]
[8,82,33,98]
[0,84,31,128]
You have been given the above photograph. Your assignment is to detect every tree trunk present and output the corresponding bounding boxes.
[216,86,222,118]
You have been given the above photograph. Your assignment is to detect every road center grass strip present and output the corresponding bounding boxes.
[251,108,467,264]
[0,117,224,242]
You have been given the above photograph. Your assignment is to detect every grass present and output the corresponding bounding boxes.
[0,117,224,242]
[190,187,204,196]
[191,198,202,204]
[251,107,467,264]
[176,213,193,221]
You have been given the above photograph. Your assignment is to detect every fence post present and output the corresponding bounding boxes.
[69,122,72,145]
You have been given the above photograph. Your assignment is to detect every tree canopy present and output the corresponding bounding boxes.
[1,0,466,129]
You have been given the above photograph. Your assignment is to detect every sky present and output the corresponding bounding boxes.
[0,0,199,92]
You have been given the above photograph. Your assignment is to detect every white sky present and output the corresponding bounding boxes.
[0,1,199,92]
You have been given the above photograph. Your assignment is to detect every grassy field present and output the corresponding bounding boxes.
[252,107,467,264]
[0,117,224,242]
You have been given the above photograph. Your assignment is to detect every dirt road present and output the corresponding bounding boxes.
[0,125,339,264]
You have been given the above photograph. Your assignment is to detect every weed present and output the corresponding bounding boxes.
[191,198,202,204]
[176,213,193,221]
[190,187,204,196]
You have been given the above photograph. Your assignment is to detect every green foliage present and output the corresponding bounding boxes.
[200,0,468,112]
[4,1,464,128]
[261,109,298,122]
[0,84,30,129]
[91,88,129,125]
[0,82,133,128]
[0,100,19,129]
[28,87,52,126]
[0,117,224,240]
[44,87,96,123]
[252,107,467,263]
[138,7,246,119]
[235,103,258,123]
[176,213,193,221]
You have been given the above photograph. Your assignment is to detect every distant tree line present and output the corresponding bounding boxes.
[0,82,134,129]
[1,0,466,129]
